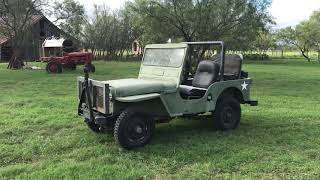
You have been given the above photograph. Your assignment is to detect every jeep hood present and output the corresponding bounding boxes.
[104,78,177,97]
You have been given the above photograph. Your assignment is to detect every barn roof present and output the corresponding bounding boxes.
[0,15,45,46]
[0,37,8,45]
[0,15,79,46]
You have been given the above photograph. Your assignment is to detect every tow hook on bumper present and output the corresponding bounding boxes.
[78,67,95,122]
[246,100,258,106]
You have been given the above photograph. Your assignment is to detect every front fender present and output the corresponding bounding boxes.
[115,93,161,103]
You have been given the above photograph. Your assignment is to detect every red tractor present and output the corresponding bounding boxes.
[40,38,95,73]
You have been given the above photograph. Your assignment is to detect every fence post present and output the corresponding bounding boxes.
[318,46,320,64]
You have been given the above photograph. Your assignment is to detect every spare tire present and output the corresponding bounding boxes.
[62,39,75,52]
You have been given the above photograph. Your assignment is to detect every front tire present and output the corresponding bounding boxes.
[114,108,155,150]
[213,96,241,130]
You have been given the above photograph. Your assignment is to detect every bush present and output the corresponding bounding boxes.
[243,53,270,61]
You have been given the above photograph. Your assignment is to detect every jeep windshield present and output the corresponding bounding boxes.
[143,48,185,67]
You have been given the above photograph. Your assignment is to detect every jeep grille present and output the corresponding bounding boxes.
[94,86,104,112]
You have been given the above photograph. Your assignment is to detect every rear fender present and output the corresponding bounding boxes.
[207,79,252,110]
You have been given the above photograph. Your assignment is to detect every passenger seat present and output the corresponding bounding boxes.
[180,60,220,98]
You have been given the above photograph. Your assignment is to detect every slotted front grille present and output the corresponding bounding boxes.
[93,86,104,112]
[77,77,110,114]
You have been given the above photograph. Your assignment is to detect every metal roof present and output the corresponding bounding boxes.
[0,37,8,45]
[42,38,66,48]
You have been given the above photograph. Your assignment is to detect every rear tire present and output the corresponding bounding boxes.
[114,108,155,150]
[46,61,62,73]
[213,96,241,130]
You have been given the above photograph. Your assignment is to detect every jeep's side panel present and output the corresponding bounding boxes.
[205,78,252,111]
[159,78,253,117]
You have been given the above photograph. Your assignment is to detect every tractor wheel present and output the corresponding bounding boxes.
[85,64,95,73]
[69,64,76,70]
[114,108,155,150]
[46,61,62,73]
[213,96,241,130]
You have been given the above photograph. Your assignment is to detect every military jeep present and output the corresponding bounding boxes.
[78,41,257,149]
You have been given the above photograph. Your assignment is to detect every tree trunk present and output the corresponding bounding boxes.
[298,46,311,62]
[301,51,311,62]
[7,49,24,70]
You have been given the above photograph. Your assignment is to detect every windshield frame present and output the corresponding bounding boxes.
[142,47,187,68]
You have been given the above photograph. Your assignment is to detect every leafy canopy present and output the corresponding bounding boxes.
[128,0,272,50]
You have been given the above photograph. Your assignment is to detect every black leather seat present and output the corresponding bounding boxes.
[213,54,242,80]
[180,60,220,99]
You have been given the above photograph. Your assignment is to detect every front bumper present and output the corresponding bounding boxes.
[77,77,112,121]
[245,100,258,106]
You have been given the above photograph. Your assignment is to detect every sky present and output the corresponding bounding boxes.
[68,0,320,28]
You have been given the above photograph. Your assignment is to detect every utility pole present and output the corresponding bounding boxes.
[318,45,320,64]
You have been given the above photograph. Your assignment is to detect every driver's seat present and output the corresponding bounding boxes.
[180,60,220,99]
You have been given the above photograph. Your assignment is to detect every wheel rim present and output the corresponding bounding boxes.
[124,116,149,143]
[49,64,58,73]
[222,105,235,127]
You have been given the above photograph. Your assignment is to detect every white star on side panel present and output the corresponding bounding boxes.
[241,81,248,90]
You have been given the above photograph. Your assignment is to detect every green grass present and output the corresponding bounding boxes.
[0,60,320,179]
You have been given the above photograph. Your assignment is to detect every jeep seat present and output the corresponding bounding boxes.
[214,54,243,80]
[104,79,177,97]
[180,60,220,98]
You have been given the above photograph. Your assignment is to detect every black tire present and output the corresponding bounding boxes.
[46,61,62,73]
[69,64,76,70]
[114,108,155,150]
[213,96,241,130]
[85,64,95,73]
[102,116,117,134]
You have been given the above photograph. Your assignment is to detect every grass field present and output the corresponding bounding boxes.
[0,60,320,179]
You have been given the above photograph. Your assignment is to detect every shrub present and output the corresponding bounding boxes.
[243,53,270,61]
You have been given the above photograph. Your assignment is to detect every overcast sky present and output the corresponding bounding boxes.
[65,0,320,28]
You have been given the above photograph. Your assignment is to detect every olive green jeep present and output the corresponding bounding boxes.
[78,41,257,149]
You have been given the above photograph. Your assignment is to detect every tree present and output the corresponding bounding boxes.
[53,0,85,40]
[128,0,272,50]
[254,30,276,55]
[309,10,320,63]
[277,15,320,62]
[82,5,139,59]
[0,0,46,69]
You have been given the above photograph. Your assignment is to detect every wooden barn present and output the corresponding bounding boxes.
[0,15,78,61]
